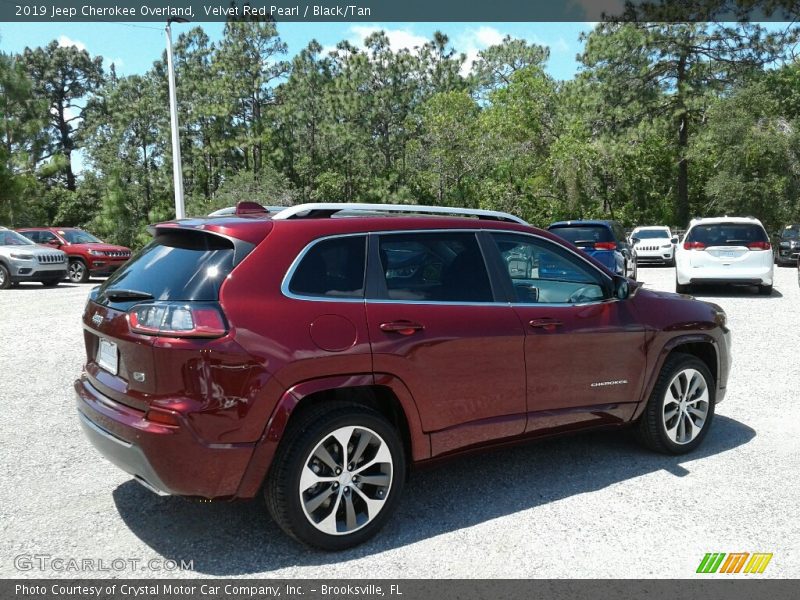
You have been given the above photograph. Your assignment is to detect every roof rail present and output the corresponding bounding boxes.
[270,202,527,225]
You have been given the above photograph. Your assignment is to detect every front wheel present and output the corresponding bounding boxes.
[68,260,89,283]
[758,284,772,296]
[0,264,10,289]
[636,353,715,454]
[41,278,60,287]
[265,403,406,550]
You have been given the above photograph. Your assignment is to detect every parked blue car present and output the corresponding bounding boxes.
[547,220,638,280]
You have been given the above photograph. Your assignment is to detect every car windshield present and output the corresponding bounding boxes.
[686,223,768,246]
[780,227,799,240]
[61,229,102,244]
[548,225,613,244]
[0,230,35,246]
[633,229,669,240]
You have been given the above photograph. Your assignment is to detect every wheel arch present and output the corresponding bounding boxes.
[235,373,429,499]
[633,334,720,422]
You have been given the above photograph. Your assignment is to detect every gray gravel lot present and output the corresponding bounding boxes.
[1,267,798,579]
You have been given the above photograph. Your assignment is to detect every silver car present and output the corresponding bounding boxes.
[0,227,68,289]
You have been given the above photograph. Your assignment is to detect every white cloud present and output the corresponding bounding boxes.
[455,26,509,76]
[472,26,506,48]
[349,25,429,51]
[57,35,86,52]
[104,57,125,71]
[554,37,571,53]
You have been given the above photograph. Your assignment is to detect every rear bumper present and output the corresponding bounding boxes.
[75,376,255,498]
[678,265,773,286]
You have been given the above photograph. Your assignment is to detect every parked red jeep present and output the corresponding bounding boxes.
[75,203,731,550]
[17,227,132,283]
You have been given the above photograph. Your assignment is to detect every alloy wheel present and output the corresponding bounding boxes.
[662,368,710,444]
[68,261,85,283]
[299,426,393,536]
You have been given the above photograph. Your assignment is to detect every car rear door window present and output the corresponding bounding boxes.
[289,235,366,298]
[374,232,493,303]
[491,233,606,304]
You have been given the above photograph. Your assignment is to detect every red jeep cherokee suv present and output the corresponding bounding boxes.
[18,227,131,283]
[75,203,731,550]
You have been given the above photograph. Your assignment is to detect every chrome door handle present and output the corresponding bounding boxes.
[380,321,425,335]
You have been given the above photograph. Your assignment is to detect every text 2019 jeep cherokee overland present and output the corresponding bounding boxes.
[75,203,731,550]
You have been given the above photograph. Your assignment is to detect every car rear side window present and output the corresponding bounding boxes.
[375,232,493,303]
[686,223,767,246]
[97,230,236,305]
[289,235,366,298]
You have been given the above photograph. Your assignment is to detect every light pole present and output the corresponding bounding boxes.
[165,17,188,219]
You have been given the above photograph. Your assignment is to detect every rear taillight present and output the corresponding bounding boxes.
[594,242,617,250]
[684,241,706,250]
[747,241,771,250]
[127,302,227,338]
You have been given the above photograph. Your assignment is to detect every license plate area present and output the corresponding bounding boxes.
[97,338,119,375]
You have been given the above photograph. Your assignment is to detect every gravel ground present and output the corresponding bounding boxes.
[1,267,798,579]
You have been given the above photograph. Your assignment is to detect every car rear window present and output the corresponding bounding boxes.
[686,223,767,246]
[96,230,236,305]
[548,225,613,245]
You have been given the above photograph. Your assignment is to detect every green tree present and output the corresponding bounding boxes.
[580,22,792,225]
[20,40,104,191]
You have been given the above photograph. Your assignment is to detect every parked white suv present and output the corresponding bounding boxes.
[675,217,774,295]
[630,226,678,266]
[0,227,67,288]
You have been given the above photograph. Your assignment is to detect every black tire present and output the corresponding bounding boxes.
[265,403,406,551]
[41,278,60,287]
[68,259,89,283]
[635,352,715,455]
[758,284,772,296]
[0,263,10,289]
[675,277,690,294]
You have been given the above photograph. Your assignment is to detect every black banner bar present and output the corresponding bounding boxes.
[1,0,798,23]
[5,580,800,600]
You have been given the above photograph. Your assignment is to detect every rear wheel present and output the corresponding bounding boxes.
[265,403,406,550]
[758,284,772,296]
[636,353,715,454]
[68,259,89,283]
[0,264,10,289]
[675,276,690,294]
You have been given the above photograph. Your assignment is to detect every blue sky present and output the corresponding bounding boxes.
[0,21,594,81]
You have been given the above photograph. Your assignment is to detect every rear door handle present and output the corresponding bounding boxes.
[380,321,425,335]
[529,318,563,330]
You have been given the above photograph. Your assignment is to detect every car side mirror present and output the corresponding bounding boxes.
[46,239,61,247]
[613,276,630,300]
[630,237,640,244]
[671,237,678,244]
